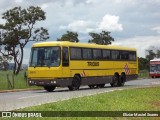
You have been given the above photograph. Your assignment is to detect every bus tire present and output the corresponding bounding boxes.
[97,84,105,88]
[118,73,126,86]
[110,74,119,87]
[44,86,56,92]
[68,75,81,91]
[88,85,95,89]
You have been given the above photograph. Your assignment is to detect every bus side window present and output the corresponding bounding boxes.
[129,51,136,61]
[62,47,69,66]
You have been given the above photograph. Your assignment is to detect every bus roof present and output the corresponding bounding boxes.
[32,41,136,51]
[150,58,160,62]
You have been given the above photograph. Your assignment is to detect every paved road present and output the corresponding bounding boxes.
[0,78,160,111]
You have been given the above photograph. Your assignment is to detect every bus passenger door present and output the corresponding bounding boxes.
[62,47,70,77]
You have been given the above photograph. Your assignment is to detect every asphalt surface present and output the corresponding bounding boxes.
[0,78,160,111]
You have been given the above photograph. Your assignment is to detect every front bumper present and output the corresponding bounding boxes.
[149,74,160,77]
[28,78,72,87]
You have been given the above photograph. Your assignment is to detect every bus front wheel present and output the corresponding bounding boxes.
[44,86,56,92]
[68,75,81,91]
[110,74,119,87]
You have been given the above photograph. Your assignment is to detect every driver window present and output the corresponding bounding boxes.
[62,47,69,66]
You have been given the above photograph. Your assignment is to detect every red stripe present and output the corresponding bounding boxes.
[124,64,130,74]
[81,71,86,77]
[83,71,86,76]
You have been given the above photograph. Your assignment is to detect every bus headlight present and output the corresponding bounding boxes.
[51,81,56,84]
[29,80,35,84]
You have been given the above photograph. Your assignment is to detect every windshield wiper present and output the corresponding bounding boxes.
[33,65,37,68]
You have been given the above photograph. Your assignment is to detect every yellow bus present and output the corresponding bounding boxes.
[28,41,138,92]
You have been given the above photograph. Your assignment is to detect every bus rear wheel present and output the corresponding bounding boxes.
[44,86,56,92]
[68,75,81,91]
[118,74,126,86]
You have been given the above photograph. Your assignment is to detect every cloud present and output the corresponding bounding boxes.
[60,20,96,33]
[99,14,123,32]
[59,14,123,33]
[0,18,5,24]
[15,0,23,4]
[113,35,160,57]
[40,3,50,10]
[152,26,160,34]
[0,0,159,64]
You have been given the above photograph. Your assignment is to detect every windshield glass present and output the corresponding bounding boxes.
[30,47,60,67]
[157,65,160,71]
[150,65,156,72]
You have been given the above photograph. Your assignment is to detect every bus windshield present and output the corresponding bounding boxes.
[150,64,160,72]
[30,47,60,67]
[150,65,156,72]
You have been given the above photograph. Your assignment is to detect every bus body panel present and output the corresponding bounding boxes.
[28,41,138,88]
[28,67,62,78]
[70,61,138,76]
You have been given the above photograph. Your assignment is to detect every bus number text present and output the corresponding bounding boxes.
[87,62,99,66]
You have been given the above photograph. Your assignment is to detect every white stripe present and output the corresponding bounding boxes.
[18,95,44,100]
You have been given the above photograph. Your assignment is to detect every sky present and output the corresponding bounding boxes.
[0,0,160,64]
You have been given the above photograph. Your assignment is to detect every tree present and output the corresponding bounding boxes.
[156,50,160,58]
[145,46,160,59]
[146,50,156,61]
[0,6,49,75]
[138,57,149,70]
[0,55,11,70]
[88,31,114,45]
[57,31,79,42]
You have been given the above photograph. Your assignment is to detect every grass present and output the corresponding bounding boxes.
[138,70,149,78]
[0,70,39,90]
[20,87,160,111]
[8,86,158,120]
[1,87,159,120]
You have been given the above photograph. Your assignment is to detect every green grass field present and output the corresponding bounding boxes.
[0,70,39,90]
[20,87,160,111]
[138,70,149,78]
[13,86,159,120]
